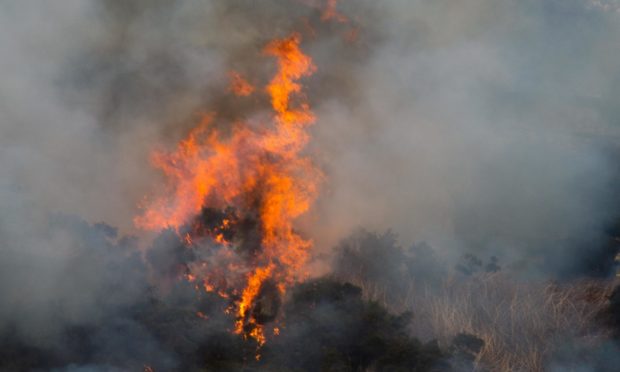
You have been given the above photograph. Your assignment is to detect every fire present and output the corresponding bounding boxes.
[264,33,315,126]
[234,264,274,344]
[135,33,320,345]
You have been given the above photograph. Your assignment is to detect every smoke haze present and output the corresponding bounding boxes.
[2,0,620,370]
[4,0,620,268]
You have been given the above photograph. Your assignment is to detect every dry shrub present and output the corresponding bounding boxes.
[349,273,616,371]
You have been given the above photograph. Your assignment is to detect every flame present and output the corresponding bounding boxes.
[264,33,316,126]
[135,34,320,345]
[234,264,274,344]
[236,265,273,329]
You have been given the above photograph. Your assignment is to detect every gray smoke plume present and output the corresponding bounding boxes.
[2,0,620,370]
[306,0,620,277]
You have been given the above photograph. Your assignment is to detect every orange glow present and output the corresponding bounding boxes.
[196,311,209,320]
[321,0,347,23]
[214,233,226,244]
[135,34,320,346]
[217,290,230,299]
[228,71,254,96]
[183,233,193,245]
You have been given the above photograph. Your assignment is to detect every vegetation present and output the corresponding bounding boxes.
[261,278,448,371]
[333,229,620,371]
[1,223,618,371]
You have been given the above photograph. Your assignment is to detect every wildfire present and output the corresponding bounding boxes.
[235,264,273,344]
[135,33,320,345]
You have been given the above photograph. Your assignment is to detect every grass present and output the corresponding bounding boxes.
[345,273,617,371]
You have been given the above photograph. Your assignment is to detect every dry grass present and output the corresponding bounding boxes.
[348,273,616,371]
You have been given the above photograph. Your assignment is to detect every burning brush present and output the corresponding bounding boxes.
[135,33,321,347]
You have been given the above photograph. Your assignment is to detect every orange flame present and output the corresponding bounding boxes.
[135,33,320,345]
[235,264,274,346]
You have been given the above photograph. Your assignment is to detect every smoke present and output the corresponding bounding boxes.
[2,0,620,369]
[4,0,619,273]
[306,0,620,277]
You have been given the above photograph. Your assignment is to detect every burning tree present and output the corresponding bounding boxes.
[134,33,321,347]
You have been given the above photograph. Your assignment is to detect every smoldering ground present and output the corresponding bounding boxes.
[2,0,620,371]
